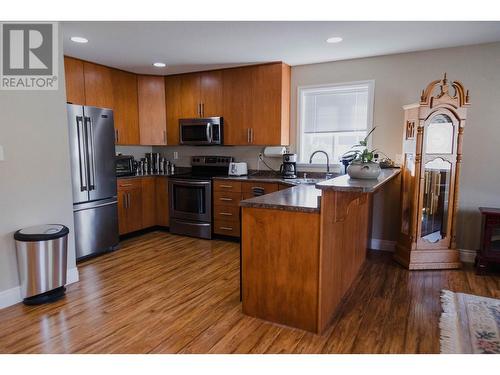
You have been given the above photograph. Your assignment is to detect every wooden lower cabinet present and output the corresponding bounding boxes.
[155,178,169,227]
[212,179,286,238]
[117,177,169,235]
[117,179,143,235]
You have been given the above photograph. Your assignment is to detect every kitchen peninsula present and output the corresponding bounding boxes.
[240,169,400,333]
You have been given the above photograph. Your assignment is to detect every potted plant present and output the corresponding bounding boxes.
[341,127,381,180]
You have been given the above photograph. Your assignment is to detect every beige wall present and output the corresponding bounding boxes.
[290,42,500,250]
[0,24,77,295]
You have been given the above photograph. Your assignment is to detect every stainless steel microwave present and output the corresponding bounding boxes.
[179,117,223,145]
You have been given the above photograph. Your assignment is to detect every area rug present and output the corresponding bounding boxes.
[440,290,500,354]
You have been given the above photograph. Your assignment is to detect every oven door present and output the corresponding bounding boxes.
[169,179,212,222]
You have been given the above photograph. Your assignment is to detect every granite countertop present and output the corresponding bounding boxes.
[239,168,400,212]
[315,168,400,193]
[240,184,322,213]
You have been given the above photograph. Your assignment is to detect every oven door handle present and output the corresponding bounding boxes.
[170,179,211,186]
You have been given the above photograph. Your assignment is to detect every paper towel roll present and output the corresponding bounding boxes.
[263,146,287,157]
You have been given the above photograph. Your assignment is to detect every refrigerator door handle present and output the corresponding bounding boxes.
[76,116,88,192]
[85,116,97,191]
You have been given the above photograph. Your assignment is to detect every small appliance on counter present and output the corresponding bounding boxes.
[228,162,248,176]
[280,153,298,179]
[115,155,136,177]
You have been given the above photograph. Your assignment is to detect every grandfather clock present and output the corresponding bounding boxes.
[394,74,470,270]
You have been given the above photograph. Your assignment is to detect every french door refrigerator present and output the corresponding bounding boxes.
[67,104,119,260]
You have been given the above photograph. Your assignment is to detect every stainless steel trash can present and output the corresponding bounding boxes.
[14,224,69,305]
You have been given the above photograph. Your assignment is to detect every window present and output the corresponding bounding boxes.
[297,81,374,165]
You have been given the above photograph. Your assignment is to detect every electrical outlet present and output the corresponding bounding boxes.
[173,151,178,160]
[0,145,4,161]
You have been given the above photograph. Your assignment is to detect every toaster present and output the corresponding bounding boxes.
[228,162,248,176]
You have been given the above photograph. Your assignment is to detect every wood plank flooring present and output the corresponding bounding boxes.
[0,230,499,354]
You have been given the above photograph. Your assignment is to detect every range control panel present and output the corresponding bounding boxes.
[191,156,234,167]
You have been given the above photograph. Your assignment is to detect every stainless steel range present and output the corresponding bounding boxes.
[169,156,233,239]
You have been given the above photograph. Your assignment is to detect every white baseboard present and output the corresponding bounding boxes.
[0,286,22,310]
[0,266,79,310]
[369,239,396,252]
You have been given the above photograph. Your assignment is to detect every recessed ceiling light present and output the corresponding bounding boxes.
[70,36,88,44]
[153,62,166,68]
[326,36,343,44]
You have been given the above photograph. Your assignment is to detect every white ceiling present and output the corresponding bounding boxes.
[62,21,500,75]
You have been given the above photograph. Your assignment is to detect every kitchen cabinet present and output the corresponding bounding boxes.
[222,67,253,145]
[155,178,169,227]
[117,179,143,235]
[251,63,290,145]
[200,70,223,117]
[180,71,223,118]
[141,177,156,228]
[165,75,182,145]
[64,56,85,104]
[180,73,201,118]
[118,177,169,235]
[111,69,140,145]
[138,75,167,145]
[212,180,282,238]
[222,63,290,146]
[83,61,114,109]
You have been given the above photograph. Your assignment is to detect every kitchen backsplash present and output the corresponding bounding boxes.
[116,145,342,173]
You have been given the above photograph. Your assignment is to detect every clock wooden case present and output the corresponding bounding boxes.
[394,74,470,270]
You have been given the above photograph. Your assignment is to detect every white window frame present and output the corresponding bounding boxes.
[296,80,375,169]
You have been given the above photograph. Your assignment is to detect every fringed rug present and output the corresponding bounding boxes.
[440,290,500,354]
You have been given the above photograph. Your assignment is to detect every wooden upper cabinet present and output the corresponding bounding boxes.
[165,75,182,145]
[111,69,140,145]
[201,71,223,117]
[64,56,85,104]
[222,66,254,145]
[180,73,201,118]
[137,75,167,145]
[252,63,290,145]
[83,62,114,109]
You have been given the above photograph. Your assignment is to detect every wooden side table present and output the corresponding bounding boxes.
[476,207,500,274]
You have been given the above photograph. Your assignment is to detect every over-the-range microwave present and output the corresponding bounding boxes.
[179,117,223,145]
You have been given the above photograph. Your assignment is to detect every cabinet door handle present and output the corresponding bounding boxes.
[250,128,254,143]
[220,212,233,216]
[220,226,233,231]
[123,194,128,209]
[120,183,132,187]
[247,129,250,144]
[220,198,233,201]
[115,129,119,143]
[220,185,233,188]
[127,193,131,208]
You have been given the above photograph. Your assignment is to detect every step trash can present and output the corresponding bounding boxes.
[14,224,69,305]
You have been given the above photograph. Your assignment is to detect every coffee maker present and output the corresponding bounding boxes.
[280,153,298,179]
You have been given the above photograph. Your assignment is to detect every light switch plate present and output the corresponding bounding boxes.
[0,145,4,161]
[173,151,178,160]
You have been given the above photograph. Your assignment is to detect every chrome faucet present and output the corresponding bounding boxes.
[309,150,334,179]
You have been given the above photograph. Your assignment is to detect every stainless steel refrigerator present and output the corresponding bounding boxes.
[67,104,119,260]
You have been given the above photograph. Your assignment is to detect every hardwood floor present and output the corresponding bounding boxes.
[0,231,499,354]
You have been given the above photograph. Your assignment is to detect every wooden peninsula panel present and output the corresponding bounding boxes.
[241,208,320,332]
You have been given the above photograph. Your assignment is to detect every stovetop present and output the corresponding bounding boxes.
[169,155,234,180]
